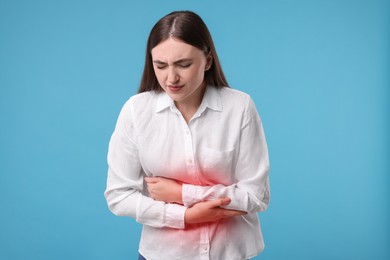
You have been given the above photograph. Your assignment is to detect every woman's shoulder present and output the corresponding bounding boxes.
[220,87,250,96]
[213,87,262,120]
[217,87,253,107]
[128,91,157,103]
[122,91,158,108]
[120,91,158,115]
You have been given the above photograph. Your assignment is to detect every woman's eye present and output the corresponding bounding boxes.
[156,66,167,70]
[179,63,191,68]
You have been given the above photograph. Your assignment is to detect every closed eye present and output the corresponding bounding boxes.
[178,63,191,68]
[153,59,193,69]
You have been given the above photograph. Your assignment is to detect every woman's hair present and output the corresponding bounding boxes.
[138,10,229,93]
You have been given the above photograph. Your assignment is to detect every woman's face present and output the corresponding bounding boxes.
[151,38,211,106]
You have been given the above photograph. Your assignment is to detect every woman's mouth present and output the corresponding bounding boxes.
[167,85,184,92]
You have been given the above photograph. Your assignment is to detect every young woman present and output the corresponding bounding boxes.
[104,11,270,260]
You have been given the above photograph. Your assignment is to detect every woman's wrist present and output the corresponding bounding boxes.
[175,182,183,204]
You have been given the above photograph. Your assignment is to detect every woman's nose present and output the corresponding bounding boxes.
[167,67,179,84]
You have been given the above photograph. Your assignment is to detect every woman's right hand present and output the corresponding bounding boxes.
[184,197,247,224]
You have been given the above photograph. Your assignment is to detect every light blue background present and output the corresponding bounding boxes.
[1,0,389,259]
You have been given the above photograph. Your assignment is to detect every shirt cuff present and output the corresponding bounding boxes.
[182,183,200,207]
[165,203,186,229]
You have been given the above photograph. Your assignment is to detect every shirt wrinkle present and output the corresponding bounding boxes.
[105,86,270,260]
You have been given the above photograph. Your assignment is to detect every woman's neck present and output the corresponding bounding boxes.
[175,84,207,124]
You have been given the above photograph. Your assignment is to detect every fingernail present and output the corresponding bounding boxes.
[223,198,231,204]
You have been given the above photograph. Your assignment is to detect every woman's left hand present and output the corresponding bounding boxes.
[145,176,183,204]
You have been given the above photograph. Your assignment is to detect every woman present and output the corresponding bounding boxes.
[104,11,270,260]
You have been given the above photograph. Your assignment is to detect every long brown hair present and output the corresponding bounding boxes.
[138,11,229,93]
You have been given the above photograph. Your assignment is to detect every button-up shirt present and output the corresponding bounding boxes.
[104,86,270,260]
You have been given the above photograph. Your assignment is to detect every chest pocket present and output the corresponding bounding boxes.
[199,147,236,185]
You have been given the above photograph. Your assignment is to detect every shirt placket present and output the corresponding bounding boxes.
[184,127,197,176]
[176,108,211,259]
[184,126,210,259]
[200,224,210,260]
[175,111,198,181]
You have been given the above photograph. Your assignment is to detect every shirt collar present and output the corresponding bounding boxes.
[155,85,223,113]
[198,85,222,113]
[156,91,174,113]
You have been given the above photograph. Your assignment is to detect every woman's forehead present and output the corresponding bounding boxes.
[151,38,204,61]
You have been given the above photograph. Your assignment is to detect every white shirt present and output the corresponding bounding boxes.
[104,86,270,260]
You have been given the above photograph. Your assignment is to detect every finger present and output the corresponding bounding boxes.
[144,177,158,183]
[145,182,154,189]
[208,197,231,208]
[221,209,247,217]
[219,197,231,206]
[148,189,156,200]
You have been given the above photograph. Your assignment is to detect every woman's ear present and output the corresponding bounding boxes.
[205,53,213,71]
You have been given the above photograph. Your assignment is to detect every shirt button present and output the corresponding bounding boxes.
[188,159,193,164]
[186,130,190,135]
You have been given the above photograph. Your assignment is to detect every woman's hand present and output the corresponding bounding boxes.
[185,198,247,224]
[145,176,183,204]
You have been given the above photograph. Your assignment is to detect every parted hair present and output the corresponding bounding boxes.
[138,10,229,93]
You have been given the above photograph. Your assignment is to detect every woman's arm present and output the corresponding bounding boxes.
[104,99,187,229]
[185,98,270,214]
[144,176,183,204]
[146,98,270,214]
[104,99,245,228]
[144,176,247,224]
[184,198,246,224]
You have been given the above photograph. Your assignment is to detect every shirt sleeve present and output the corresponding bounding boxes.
[104,98,187,229]
[182,97,270,214]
